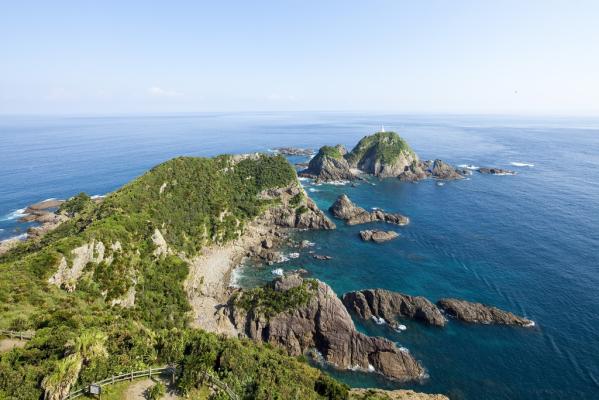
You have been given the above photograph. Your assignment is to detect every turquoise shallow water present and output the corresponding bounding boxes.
[1,113,599,399]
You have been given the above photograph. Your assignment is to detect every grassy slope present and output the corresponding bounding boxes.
[0,154,348,400]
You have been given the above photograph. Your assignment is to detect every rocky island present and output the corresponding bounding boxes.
[301,131,516,183]
[330,194,409,226]
[301,131,466,182]
[437,298,534,326]
[360,230,399,243]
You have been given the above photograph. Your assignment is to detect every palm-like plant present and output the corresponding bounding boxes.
[42,329,108,400]
[41,354,83,400]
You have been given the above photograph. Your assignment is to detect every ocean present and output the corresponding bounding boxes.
[1,113,598,399]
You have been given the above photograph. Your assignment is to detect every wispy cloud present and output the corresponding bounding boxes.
[147,86,183,98]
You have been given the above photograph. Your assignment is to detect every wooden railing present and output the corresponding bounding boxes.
[0,329,34,340]
[67,365,238,400]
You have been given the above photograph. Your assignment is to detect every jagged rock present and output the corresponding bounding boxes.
[430,159,464,180]
[229,276,425,381]
[261,185,336,230]
[478,167,516,175]
[329,195,409,226]
[343,289,446,327]
[274,147,315,156]
[312,254,332,260]
[360,230,399,243]
[397,161,428,182]
[300,145,355,182]
[437,298,534,327]
[262,238,273,249]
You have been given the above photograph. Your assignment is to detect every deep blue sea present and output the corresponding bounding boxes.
[1,113,598,399]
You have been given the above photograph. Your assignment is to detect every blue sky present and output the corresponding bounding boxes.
[1,1,598,115]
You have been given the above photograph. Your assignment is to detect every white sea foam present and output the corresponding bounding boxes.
[271,268,284,276]
[288,252,300,259]
[229,265,244,288]
[1,233,28,243]
[367,364,375,372]
[277,256,290,263]
[41,197,57,202]
[458,164,480,170]
[436,182,445,186]
[399,346,410,353]
[0,208,28,222]
[510,162,535,167]
[371,316,386,325]
[308,188,320,193]
[395,324,407,331]
[298,177,311,182]
[323,180,349,186]
[525,320,536,328]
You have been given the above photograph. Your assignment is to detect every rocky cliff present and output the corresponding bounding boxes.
[437,298,534,327]
[345,132,419,178]
[343,289,446,327]
[300,145,356,182]
[329,194,409,226]
[228,274,426,381]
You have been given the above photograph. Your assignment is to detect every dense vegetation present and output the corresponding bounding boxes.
[0,154,351,399]
[345,132,415,166]
[235,279,318,318]
[318,145,345,160]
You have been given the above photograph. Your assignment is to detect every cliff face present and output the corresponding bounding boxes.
[300,145,355,182]
[229,275,425,381]
[343,289,446,327]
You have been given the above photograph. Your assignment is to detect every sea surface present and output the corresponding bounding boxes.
[1,113,598,399]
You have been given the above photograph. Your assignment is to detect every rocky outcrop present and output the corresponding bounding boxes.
[229,275,425,381]
[349,388,449,400]
[429,159,464,180]
[260,184,336,230]
[343,289,446,327]
[360,230,399,243]
[329,195,409,226]
[300,145,355,182]
[478,167,516,175]
[274,147,315,156]
[346,132,419,178]
[437,298,534,327]
[48,240,107,292]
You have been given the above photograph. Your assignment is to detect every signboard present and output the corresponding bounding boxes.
[89,384,101,396]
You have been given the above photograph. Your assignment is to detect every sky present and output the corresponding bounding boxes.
[1,1,598,115]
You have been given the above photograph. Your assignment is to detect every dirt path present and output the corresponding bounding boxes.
[0,338,27,353]
[123,377,180,399]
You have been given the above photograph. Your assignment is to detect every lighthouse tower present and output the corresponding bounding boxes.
[380,125,385,132]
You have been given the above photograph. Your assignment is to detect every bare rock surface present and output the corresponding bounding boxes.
[229,275,425,381]
[343,289,446,327]
[478,167,516,175]
[437,298,534,327]
[300,145,356,182]
[360,230,399,243]
[329,195,409,226]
